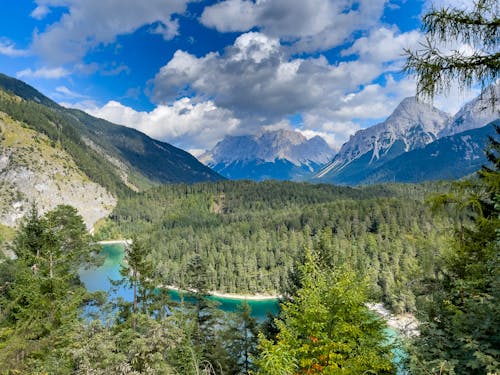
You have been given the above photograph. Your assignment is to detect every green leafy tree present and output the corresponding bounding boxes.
[404,0,499,101]
[256,250,394,375]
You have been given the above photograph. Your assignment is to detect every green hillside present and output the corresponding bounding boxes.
[0,73,223,197]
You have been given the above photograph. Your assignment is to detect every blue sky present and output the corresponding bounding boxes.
[0,0,479,154]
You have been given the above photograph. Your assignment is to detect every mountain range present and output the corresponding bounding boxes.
[0,72,498,227]
[314,86,499,185]
[199,129,335,181]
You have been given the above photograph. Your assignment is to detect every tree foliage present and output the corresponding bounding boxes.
[107,180,457,313]
[408,126,500,374]
[404,0,499,101]
[257,250,395,374]
[0,204,97,373]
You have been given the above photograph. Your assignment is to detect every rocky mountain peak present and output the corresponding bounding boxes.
[199,129,335,181]
[440,84,500,137]
[201,129,334,167]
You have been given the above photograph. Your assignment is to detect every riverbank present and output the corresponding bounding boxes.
[166,285,281,301]
[367,303,419,337]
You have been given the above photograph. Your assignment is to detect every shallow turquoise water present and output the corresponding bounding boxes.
[79,243,279,321]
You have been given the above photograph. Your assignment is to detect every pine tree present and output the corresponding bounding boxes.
[223,301,260,374]
[408,126,500,374]
[0,205,97,372]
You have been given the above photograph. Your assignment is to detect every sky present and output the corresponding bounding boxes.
[0,0,480,156]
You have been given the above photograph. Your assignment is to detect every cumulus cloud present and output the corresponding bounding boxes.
[152,31,407,120]
[85,98,240,151]
[200,0,386,52]
[31,0,190,64]
[16,66,70,79]
[150,29,423,150]
[341,27,422,66]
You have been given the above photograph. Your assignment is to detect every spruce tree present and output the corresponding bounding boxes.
[408,127,500,374]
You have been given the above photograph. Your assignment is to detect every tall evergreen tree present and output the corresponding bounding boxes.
[223,301,260,374]
[0,205,97,373]
[408,127,500,374]
[256,250,394,375]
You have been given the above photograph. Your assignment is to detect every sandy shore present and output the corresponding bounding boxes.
[93,242,280,301]
[166,285,280,301]
[95,239,132,245]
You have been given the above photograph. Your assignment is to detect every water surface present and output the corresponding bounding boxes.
[79,243,279,321]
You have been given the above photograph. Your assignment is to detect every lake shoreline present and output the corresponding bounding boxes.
[95,239,132,245]
[166,285,281,301]
[367,302,419,337]
[93,241,281,302]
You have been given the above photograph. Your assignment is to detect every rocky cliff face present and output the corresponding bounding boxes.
[0,112,115,230]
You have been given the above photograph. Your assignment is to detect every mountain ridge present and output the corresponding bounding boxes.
[0,73,223,227]
[314,89,499,185]
[200,129,335,181]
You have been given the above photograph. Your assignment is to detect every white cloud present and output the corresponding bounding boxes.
[296,129,340,150]
[0,40,30,57]
[31,0,191,64]
[152,32,398,121]
[341,27,422,65]
[84,98,240,151]
[200,0,260,33]
[201,0,387,53]
[16,66,70,79]
[30,4,51,20]
[148,28,429,150]
[152,30,419,119]
[433,83,482,115]
[59,99,99,110]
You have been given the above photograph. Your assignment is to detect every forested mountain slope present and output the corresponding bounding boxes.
[0,73,222,196]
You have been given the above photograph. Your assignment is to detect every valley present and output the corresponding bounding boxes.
[0,73,498,374]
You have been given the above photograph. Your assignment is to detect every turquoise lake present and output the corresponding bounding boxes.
[79,243,279,321]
